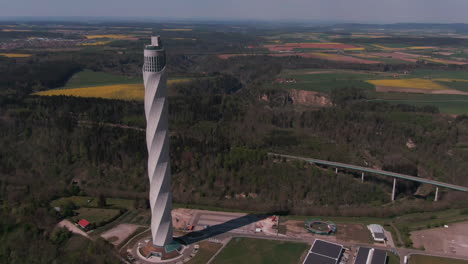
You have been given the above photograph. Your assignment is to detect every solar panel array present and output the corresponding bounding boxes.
[303,239,343,264]
[354,247,387,264]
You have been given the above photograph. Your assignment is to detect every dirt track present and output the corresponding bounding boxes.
[57,219,90,238]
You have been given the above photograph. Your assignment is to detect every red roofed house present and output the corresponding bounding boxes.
[77,219,91,230]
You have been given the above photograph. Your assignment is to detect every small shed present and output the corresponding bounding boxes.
[78,219,91,230]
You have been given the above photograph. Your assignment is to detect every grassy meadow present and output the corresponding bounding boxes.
[372,93,468,115]
[211,237,308,264]
[189,241,223,264]
[71,208,121,225]
[60,70,141,88]
[275,71,376,93]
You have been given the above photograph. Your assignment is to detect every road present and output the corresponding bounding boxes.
[57,219,90,238]
[269,153,468,192]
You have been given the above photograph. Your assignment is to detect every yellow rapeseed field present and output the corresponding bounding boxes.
[422,58,446,64]
[407,46,435,50]
[372,44,398,50]
[34,84,144,101]
[33,80,190,101]
[85,35,132,39]
[367,78,448,90]
[344,47,365,51]
[310,52,338,58]
[0,53,32,58]
[78,41,112,46]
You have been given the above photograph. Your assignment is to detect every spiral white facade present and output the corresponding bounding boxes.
[143,36,173,247]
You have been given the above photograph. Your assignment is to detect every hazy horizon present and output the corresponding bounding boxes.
[2,0,468,24]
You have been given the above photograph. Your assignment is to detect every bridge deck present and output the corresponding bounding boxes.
[268,153,468,192]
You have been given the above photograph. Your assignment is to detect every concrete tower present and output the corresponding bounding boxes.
[143,36,173,247]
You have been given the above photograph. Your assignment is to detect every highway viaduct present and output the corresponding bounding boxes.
[268,153,468,201]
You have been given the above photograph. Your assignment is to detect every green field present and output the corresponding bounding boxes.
[372,93,468,115]
[275,71,376,93]
[408,69,468,80]
[409,254,468,264]
[387,251,400,264]
[62,70,140,88]
[71,207,121,225]
[51,196,134,210]
[437,80,468,92]
[189,241,223,264]
[211,237,308,264]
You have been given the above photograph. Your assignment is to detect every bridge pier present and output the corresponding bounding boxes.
[392,178,397,201]
[335,168,338,174]
[361,172,365,183]
[435,187,439,202]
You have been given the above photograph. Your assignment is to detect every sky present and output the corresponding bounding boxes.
[2,0,468,23]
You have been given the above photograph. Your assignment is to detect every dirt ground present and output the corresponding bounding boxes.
[172,208,195,229]
[101,223,140,246]
[255,215,279,235]
[281,220,373,244]
[335,223,372,244]
[282,220,334,241]
[411,221,468,257]
[283,220,311,236]
[57,219,89,238]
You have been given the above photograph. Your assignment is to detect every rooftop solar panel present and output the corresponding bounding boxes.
[304,253,338,264]
[354,247,387,264]
[311,240,343,259]
[354,247,370,264]
[371,249,387,264]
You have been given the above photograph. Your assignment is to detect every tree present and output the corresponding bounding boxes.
[98,194,106,207]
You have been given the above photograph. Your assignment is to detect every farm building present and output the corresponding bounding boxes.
[303,239,344,264]
[354,247,387,264]
[367,224,386,242]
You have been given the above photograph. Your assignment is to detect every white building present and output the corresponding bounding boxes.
[367,224,386,242]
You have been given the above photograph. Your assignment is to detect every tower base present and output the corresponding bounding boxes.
[139,239,183,261]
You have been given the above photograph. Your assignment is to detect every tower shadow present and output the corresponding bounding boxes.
[177,213,271,245]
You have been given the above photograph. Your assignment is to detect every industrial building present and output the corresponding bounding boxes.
[354,247,387,264]
[303,239,344,264]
